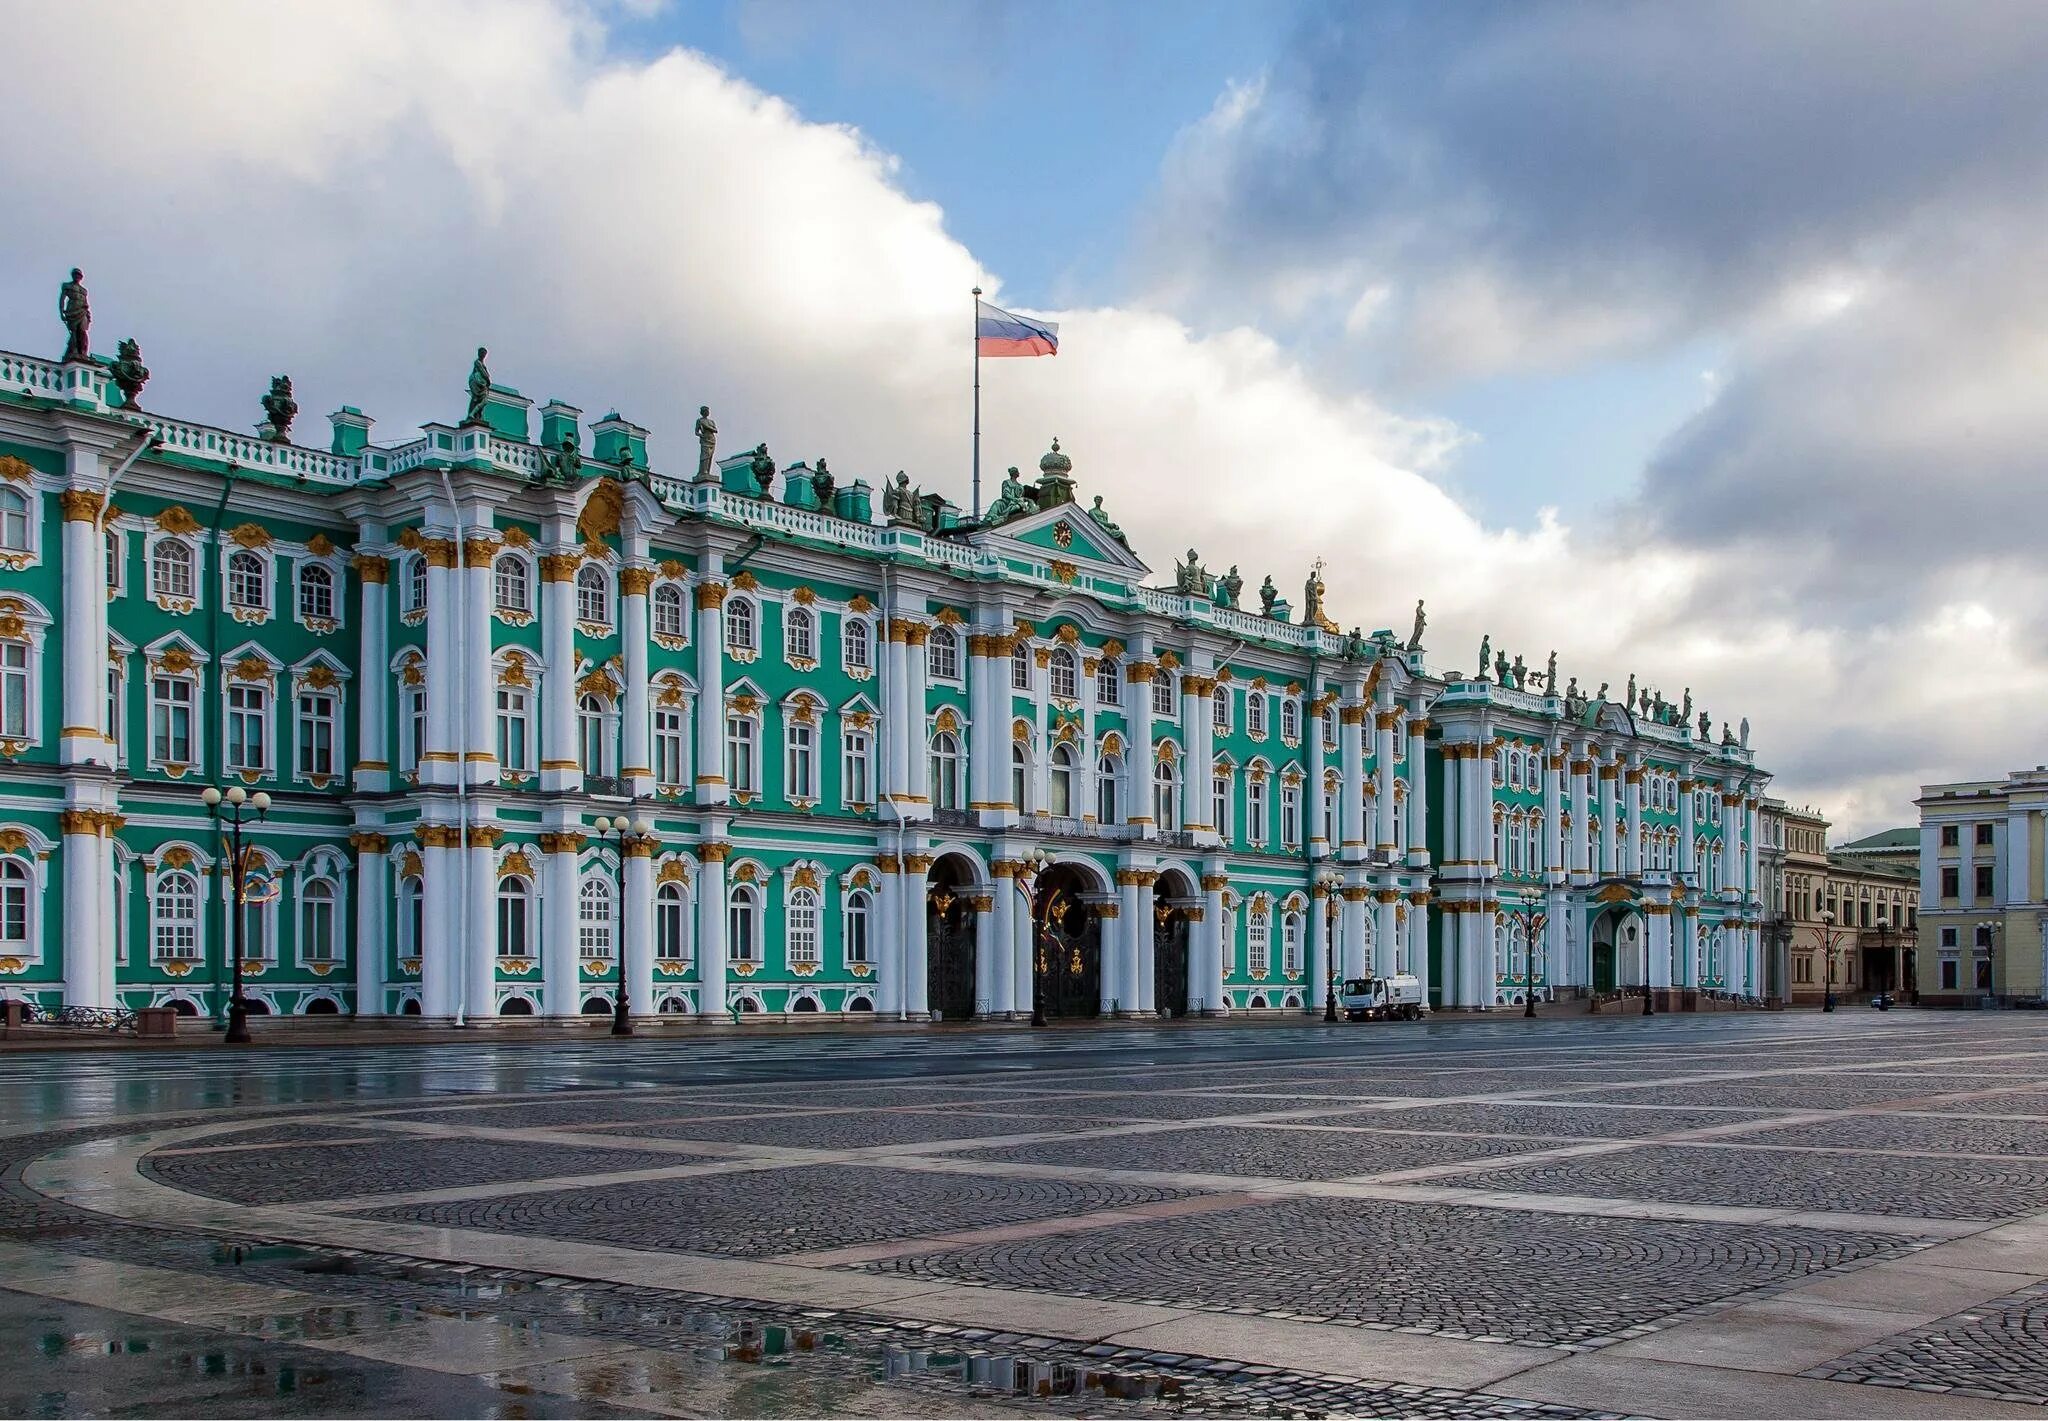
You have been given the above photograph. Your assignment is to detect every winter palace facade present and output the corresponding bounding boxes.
[0,310,1773,1023]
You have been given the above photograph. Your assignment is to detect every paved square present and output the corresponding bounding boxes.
[622,1109,1093,1148]
[949,1122,1569,1179]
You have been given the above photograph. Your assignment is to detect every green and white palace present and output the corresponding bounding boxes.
[0,290,1773,1024]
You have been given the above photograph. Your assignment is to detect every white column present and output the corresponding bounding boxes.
[421,542,459,787]
[970,635,1000,815]
[1339,704,1366,858]
[905,626,931,812]
[1308,889,1331,1008]
[58,488,106,766]
[623,844,654,1020]
[1124,650,1154,834]
[1624,763,1644,876]
[1132,871,1157,1014]
[1098,900,1123,1016]
[60,814,105,1003]
[353,834,388,1015]
[1405,713,1429,865]
[1341,882,1369,979]
[1543,748,1564,874]
[1679,777,1697,877]
[1468,737,1492,865]
[1307,689,1329,858]
[621,568,653,796]
[972,888,998,1017]
[542,833,581,1017]
[2009,808,2034,906]
[902,852,931,1016]
[1570,749,1592,878]
[1598,761,1619,877]
[1010,870,1033,1016]
[1648,904,1673,995]
[420,832,458,1018]
[1441,747,1461,869]
[990,862,1017,1016]
[354,554,389,791]
[1374,890,1398,977]
[694,578,728,806]
[462,536,495,786]
[1373,707,1398,855]
[1545,882,1569,989]
[874,857,901,1016]
[464,834,495,1021]
[1200,867,1227,1014]
[882,620,910,811]
[1181,669,1206,832]
[1408,892,1432,1006]
[1744,800,1760,901]
[697,831,730,1017]
[541,553,580,791]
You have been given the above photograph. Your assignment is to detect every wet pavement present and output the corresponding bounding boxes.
[7,1013,2048,1416]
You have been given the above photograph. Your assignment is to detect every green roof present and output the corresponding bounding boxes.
[1837,827,1918,851]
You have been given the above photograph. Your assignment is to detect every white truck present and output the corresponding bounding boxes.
[1339,974,1424,1021]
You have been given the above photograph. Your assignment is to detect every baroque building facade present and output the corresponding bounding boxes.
[0,314,1772,1023]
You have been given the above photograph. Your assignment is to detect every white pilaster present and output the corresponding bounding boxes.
[902,851,931,1017]
[621,567,652,797]
[694,574,728,807]
[623,846,654,1020]
[353,834,388,1015]
[697,827,730,1016]
[542,833,581,1017]
[354,549,389,792]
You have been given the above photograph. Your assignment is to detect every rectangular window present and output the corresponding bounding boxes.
[1942,867,1960,899]
[1940,957,1960,990]
[296,690,337,777]
[653,708,686,789]
[1212,690,1230,733]
[0,642,29,739]
[1281,782,1302,849]
[786,721,816,800]
[1977,865,1996,899]
[151,675,194,765]
[842,729,873,807]
[1212,773,1231,840]
[1977,823,1995,846]
[225,684,268,772]
[1248,913,1269,977]
[404,687,427,773]
[1152,673,1175,717]
[1247,778,1267,845]
[726,715,757,793]
[1011,645,1031,690]
[106,667,121,761]
[495,688,530,771]
[1941,824,1959,847]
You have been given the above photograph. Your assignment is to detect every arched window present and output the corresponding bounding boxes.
[842,617,870,672]
[496,878,530,957]
[576,564,610,625]
[927,626,959,680]
[1095,657,1121,705]
[1282,910,1304,975]
[787,886,821,965]
[929,731,962,810]
[1154,758,1179,832]
[1247,774,1268,844]
[300,877,337,963]
[153,870,199,960]
[843,889,872,965]
[1248,907,1270,976]
[729,883,759,961]
[1212,687,1230,733]
[1247,692,1265,737]
[1492,811,1506,869]
[0,859,29,946]
[577,877,614,958]
[726,597,756,653]
[493,554,529,614]
[1048,647,1077,700]
[578,694,610,774]
[786,605,816,662]
[0,489,27,552]
[1493,746,1506,788]
[1049,742,1077,817]
[1321,706,1337,750]
[1281,697,1300,741]
[1152,670,1176,717]
[227,550,267,610]
[398,875,423,961]
[652,582,685,638]
[1011,739,1030,811]
[406,554,427,612]
[656,881,689,960]
[1011,641,1031,689]
[298,563,335,622]
[1096,754,1121,824]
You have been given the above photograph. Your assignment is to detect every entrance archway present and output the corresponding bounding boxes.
[1032,863,1102,1020]
[1589,906,1643,994]
[1153,868,1196,1017]
[926,853,980,1021]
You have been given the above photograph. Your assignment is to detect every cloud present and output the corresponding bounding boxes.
[2,0,1987,837]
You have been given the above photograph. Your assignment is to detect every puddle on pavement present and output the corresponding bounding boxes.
[194,1241,1198,1413]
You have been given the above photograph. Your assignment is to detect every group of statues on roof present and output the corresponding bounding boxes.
[1476,636,1562,697]
[1468,632,1752,747]
[1172,549,1243,609]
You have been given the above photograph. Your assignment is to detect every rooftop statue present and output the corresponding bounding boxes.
[1639,689,1652,718]
[884,471,918,524]
[810,457,835,505]
[1698,711,1711,741]
[1625,673,1636,709]
[1476,634,1492,681]
[1740,716,1750,748]
[1545,650,1557,694]
[108,337,148,411]
[693,405,717,483]
[1722,725,1737,746]
[985,466,1037,523]
[1259,575,1278,617]
[58,268,89,362]
[1596,681,1609,702]
[1220,565,1243,609]
[1495,651,1511,685]
[1510,653,1526,689]
[749,443,776,498]
[1408,599,1426,651]
[1175,548,1205,597]
[1345,626,1371,657]
[1086,495,1128,548]
[464,347,491,426]
[537,432,581,487]
[1681,687,1693,722]
[261,375,297,443]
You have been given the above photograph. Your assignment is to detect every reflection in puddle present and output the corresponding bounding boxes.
[887,1348,1181,1402]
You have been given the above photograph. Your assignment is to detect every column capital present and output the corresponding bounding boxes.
[540,552,583,583]
[1200,872,1229,892]
[349,831,390,854]
[58,488,104,522]
[697,840,733,863]
[694,580,728,609]
[537,831,588,854]
[352,554,391,583]
[619,566,655,597]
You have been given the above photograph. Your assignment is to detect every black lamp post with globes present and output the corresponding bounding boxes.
[592,813,656,1036]
[201,784,270,1045]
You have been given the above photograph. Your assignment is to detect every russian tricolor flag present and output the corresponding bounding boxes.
[976,299,1059,357]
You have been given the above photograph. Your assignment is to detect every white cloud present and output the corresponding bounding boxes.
[0,1,1916,831]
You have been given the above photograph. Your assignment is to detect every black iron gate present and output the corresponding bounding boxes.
[928,904,976,1021]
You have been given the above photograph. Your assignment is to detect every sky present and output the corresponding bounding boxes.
[7,0,2047,838]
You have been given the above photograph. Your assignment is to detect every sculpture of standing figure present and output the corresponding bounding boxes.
[1681,687,1693,723]
[108,338,149,410]
[1477,634,1492,681]
[464,347,491,426]
[1545,650,1557,693]
[261,375,297,443]
[1625,673,1637,709]
[1596,681,1609,702]
[749,443,776,498]
[693,405,718,482]
[1408,599,1427,650]
[1221,565,1243,609]
[1739,716,1750,748]
[1175,548,1205,596]
[884,472,916,523]
[1259,576,1278,616]
[58,268,89,362]
[1303,561,1329,629]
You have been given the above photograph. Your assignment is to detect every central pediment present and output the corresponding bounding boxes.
[968,501,1150,577]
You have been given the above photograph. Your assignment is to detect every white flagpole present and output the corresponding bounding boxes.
[971,285,983,518]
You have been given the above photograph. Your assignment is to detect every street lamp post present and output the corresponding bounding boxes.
[1320,869,1342,1023]
[592,813,656,1037]
[1982,918,2003,1005]
[1818,908,1841,1012]
[1503,901,1548,1019]
[1873,913,1893,1008]
[201,785,271,1045]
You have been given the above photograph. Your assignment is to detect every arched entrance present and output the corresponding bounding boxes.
[1032,863,1102,1020]
[1153,868,1196,1017]
[926,853,980,1021]
[1589,906,1644,994]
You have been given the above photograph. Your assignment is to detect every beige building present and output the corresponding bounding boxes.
[1760,802,1918,1006]
[1917,768,2048,1005]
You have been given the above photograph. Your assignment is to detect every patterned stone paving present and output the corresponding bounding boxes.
[1430,1143,2048,1219]
[382,1094,754,1128]
[1743,1113,2048,1157]
[1050,1092,1311,1120]
[1804,1280,2048,1405]
[1322,1102,1787,1139]
[1218,1074,1584,1099]
[625,1109,1092,1149]
[352,1163,1205,1258]
[949,1123,1565,1180]
[1571,1080,2023,1109]
[141,1137,701,1206]
[858,1195,1925,1347]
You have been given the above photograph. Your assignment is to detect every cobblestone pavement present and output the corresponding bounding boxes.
[859,1195,1924,1347]
[12,1013,2048,1415]
[1429,1142,2048,1219]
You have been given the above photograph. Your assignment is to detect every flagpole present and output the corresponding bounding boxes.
[971,285,982,518]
